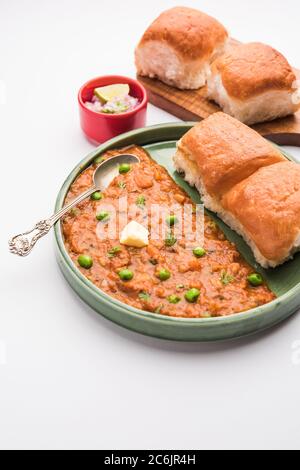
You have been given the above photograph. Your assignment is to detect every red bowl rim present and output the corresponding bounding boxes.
[78,75,148,119]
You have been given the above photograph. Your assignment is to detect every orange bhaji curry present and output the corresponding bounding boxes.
[62,146,275,318]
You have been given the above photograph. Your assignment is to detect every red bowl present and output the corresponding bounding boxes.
[78,75,148,144]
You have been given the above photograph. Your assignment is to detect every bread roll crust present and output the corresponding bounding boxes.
[211,42,297,99]
[138,7,228,61]
[222,162,300,264]
[178,112,285,197]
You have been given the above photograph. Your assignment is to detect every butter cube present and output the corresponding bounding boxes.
[120,221,149,248]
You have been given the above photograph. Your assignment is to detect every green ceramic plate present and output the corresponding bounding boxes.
[54,123,300,341]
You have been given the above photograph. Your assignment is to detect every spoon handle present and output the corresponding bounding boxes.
[49,186,97,225]
[9,186,97,257]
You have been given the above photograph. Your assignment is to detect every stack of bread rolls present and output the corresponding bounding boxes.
[135,6,300,125]
[173,112,300,268]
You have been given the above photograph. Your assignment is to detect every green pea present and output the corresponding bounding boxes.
[96,211,110,222]
[91,191,102,201]
[94,156,105,164]
[166,215,178,226]
[193,247,206,258]
[118,269,134,281]
[78,255,93,269]
[119,163,131,174]
[157,268,171,281]
[185,288,200,303]
[167,295,181,304]
[247,273,263,287]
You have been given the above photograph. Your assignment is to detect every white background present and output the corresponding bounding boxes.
[1,0,300,450]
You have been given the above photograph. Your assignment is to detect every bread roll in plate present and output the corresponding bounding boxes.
[222,162,300,268]
[135,7,228,90]
[206,42,300,125]
[173,112,300,268]
[174,112,285,200]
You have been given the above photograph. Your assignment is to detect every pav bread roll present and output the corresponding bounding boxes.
[222,162,300,268]
[135,7,228,90]
[173,112,299,268]
[206,42,300,125]
[174,112,285,203]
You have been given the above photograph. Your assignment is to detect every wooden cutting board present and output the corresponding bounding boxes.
[137,40,300,146]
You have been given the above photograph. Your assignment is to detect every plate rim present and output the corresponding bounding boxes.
[54,122,300,331]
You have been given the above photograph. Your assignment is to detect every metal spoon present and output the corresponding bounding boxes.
[9,153,140,257]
